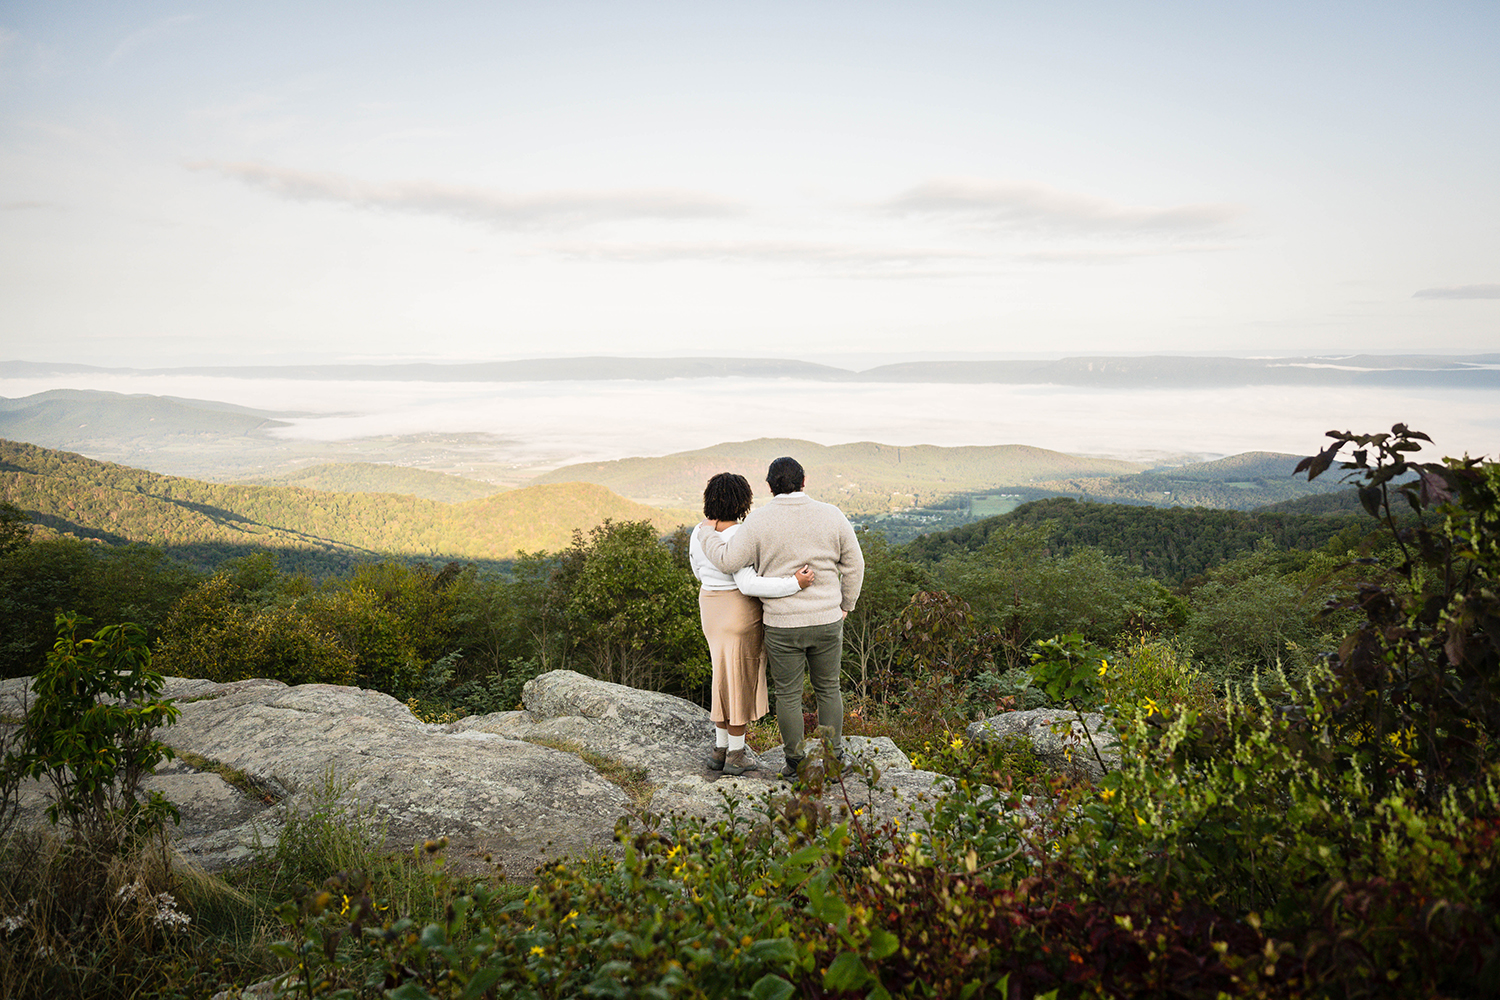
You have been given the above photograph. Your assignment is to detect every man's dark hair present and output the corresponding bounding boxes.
[703,472,755,521]
[766,457,805,496]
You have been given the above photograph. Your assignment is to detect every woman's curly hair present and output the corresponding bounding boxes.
[702,472,754,522]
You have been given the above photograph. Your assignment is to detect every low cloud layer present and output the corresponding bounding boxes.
[1413,283,1500,300]
[881,178,1242,237]
[188,161,743,230]
[3,372,1490,468]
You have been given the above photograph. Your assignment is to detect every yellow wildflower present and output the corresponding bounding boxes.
[530,946,546,957]
[1099,788,1116,802]
[1097,660,1108,677]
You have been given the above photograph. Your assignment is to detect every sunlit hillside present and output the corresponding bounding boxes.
[239,462,507,503]
[0,440,694,574]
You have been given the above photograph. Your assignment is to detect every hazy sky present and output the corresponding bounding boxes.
[2,2,1497,367]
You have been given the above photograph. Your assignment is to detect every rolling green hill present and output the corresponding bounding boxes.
[532,438,1146,516]
[1021,451,1347,511]
[1145,451,1302,480]
[0,439,695,573]
[902,495,1375,585]
[239,463,507,503]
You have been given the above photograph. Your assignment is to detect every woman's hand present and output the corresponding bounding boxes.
[795,565,815,589]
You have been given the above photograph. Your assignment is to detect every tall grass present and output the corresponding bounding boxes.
[0,825,273,1000]
[246,766,455,925]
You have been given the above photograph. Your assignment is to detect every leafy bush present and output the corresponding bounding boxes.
[0,615,272,1000]
[1299,424,1500,801]
[267,781,880,999]
[559,520,709,694]
[1105,632,1217,717]
[153,575,359,687]
[907,731,1044,787]
[10,613,180,849]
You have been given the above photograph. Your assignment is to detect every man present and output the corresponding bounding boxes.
[699,456,865,778]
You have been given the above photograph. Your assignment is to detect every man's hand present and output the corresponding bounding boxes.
[795,565,814,589]
[841,610,849,619]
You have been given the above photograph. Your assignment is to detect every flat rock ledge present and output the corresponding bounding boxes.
[1,671,948,878]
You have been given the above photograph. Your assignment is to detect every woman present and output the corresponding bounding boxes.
[689,472,813,775]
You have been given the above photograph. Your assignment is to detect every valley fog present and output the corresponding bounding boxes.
[2,373,1495,470]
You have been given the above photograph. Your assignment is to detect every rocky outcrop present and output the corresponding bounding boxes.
[966,707,1119,781]
[2,670,946,878]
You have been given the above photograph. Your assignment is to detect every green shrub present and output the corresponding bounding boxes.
[0,615,275,1000]
[267,784,876,998]
[907,731,1044,787]
[10,613,180,849]
[153,574,358,687]
[1299,424,1500,802]
[1105,632,1217,718]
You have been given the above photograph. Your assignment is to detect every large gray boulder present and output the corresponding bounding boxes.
[966,708,1120,781]
[163,679,631,871]
[1,670,951,877]
[516,671,715,747]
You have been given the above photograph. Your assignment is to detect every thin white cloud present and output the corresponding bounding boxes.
[880,178,1242,237]
[1016,244,1233,263]
[188,161,744,230]
[542,239,1225,273]
[1413,283,1500,300]
[105,15,197,69]
[541,240,984,266]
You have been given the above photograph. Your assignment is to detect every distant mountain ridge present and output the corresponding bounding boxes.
[532,437,1146,516]
[0,389,288,442]
[0,440,693,574]
[6,354,1498,387]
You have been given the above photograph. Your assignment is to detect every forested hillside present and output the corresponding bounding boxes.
[238,462,506,503]
[1021,450,1349,510]
[0,439,693,574]
[903,494,1374,585]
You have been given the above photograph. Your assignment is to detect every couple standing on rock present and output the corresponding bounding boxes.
[688,456,866,779]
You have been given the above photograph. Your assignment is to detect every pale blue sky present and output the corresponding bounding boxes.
[2,1,1496,366]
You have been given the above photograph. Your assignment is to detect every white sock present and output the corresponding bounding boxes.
[729,733,747,752]
[715,728,729,748]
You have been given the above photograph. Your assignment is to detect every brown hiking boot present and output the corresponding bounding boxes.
[707,746,727,771]
[723,748,755,775]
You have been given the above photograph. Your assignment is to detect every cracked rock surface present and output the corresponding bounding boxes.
[1,670,949,880]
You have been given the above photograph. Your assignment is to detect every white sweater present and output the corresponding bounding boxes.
[689,524,800,599]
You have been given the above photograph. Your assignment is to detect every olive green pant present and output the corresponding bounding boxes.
[765,619,844,761]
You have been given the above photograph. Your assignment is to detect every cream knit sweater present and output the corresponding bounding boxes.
[699,492,865,628]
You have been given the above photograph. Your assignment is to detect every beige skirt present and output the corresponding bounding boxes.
[699,588,770,727]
